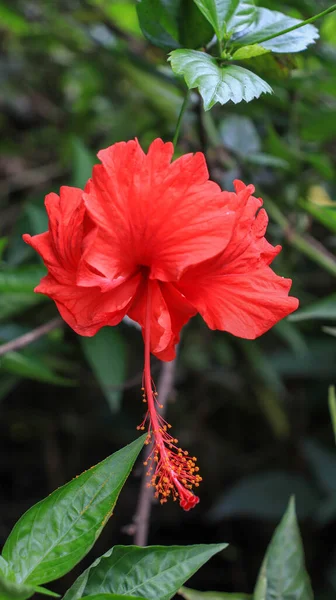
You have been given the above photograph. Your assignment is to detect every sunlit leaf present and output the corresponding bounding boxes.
[169,50,272,109]
[234,8,319,53]
[232,44,269,60]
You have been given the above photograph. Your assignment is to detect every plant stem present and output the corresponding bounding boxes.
[252,4,336,46]
[0,317,63,356]
[172,90,190,148]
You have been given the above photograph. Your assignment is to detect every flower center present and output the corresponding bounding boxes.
[136,279,201,510]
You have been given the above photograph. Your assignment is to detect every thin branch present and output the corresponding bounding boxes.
[0,317,63,356]
[133,357,177,546]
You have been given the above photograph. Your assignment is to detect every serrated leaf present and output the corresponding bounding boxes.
[232,44,269,60]
[193,0,256,40]
[289,293,336,322]
[137,0,213,50]
[63,544,228,600]
[179,588,251,599]
[253,498,313,600]
[0,575,35,600]
[234,8,319,53]
[2,436,145,586]
[81,327,127,414]
[169,50,272,110]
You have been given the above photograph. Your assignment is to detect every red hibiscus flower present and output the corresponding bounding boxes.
[23,138,298,510]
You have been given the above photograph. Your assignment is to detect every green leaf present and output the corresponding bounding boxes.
[232,44,269,60]
[0,237,8,260]
[209,471,319,521]
[2,436,145,586]
[81,327,127,413]
[0,266,46,292]
[289,294,336,322]
[63,544,228,600]
[81,596,147,600]
[71,137,95,189]
[193,0,256,40]
[136,0,213,50]
[253,498,313,600]
[169,50,272,110]
[234,8,319,53]
[0,352,75,386]
[301,201,336,234]
[0,293,45,322]
[0,3,29,34]
[0,575,35,600]
[220,115,261,156]
[179,588,251,599]
[0,266,47,320]
[329,386,336,445]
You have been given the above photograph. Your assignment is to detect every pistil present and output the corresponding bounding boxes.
[137,279,201,510]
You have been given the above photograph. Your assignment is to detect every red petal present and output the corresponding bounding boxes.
[83,138,236,282]
[179,266,298,339]
[36,274,140,336]
[128,279,196,360]
[178,180,299,337]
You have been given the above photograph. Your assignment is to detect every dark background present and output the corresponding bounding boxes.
[1,0,336,598]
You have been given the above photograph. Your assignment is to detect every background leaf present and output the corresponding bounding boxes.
[81,596,147,600]
[2,436,145,586]
[208,471,319,521]
[136,0,213,50]
[193,0,256,40]
[253,498,313,600]
[63,544,228,600]
[179,588,251,599]
[169,50,272,109]
[234,8,319,53]
[81,327,127,414]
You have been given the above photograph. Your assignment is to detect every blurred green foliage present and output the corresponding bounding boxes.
[0,0,336,598]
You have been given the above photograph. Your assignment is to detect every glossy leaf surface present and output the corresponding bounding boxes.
[63,544,228,600]
[2,436,145,586]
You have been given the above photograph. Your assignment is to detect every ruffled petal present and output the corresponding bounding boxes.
[178,266,298,339]
[83,138,236,282]
[177,179,298,337]
[36,273,141,336]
